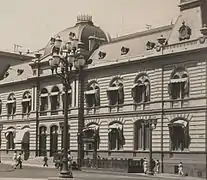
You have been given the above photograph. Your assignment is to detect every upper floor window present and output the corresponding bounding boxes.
[85,81,100,108]
[7,93,16,115]
[132,74,150,103]
[40,88,48,112]
[107,77,124,106]
[168,67,189,100]
[22,91,32,114]
[50,86,60,114]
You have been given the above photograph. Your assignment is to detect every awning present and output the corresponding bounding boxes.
[22,98,31,102]
[87,124,99,130]
[14,128,30,144]
[40,93,48,97]
[7,100,15,104]
[50,92,59,96]
[107,86,120,91]
[170,78,188,83]
[109,123,123,129]
[62,89,72,94]
[85,89,97,95]
[169,120,188,128]
[5,129,15,138]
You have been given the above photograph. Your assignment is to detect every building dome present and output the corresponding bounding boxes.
[43,15,111,57]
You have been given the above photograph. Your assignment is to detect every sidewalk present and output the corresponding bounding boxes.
[1,160,206,180]
[81,167,206,180]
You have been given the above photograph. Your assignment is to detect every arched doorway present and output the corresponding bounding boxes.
[50,125,58,156]
[39,126,47,156]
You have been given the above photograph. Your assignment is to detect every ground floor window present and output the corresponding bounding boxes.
[108,123,125,150]
[6,132,15,150]
[169,120,190,151]
[134,120,150,150]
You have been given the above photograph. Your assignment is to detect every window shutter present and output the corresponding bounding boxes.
[131,85,136,99]
[184,79,189,97]
[168,83,172,98]
[144,82,150,101]
[118,87,124,104]
[95,89,100,106]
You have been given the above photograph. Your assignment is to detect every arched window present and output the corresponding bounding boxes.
[107,78,124,106]
[108,122,125,150]
[50,125,58,156]
[85,81,100,108]
[7,93,16,116]
[168,67,189,99]
[168,119,190,151]
[39,126,47,156]
[50,86,60,115]
[62,86,72,113]
[134,120,150,150]
[22,91,32,114]
[6,130,15,150]
[132,74,150,103]
[83,123,100,150]
[40,88,48,115]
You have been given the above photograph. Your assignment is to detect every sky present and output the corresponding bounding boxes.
[0,0,180,53]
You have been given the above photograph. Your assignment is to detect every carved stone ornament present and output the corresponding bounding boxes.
[179,21,191,41]
[199,36,206,44]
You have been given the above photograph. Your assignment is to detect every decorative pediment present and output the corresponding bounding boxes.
[179,21,191,41]
[121,46,129,55]
[146,41,155,50]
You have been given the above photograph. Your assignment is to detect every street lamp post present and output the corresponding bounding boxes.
[157,35,166,173]
[34,53,42,157]
[49,36,91,178]
[144,118,157,175]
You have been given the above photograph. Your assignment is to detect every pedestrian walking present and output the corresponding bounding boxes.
[43,155,48,167]
[12,151,17,168]
[178,162,184,176]
[15,153,23,169]
[67,151,73,168]
[155,159,160,174]
[143,158,148,174]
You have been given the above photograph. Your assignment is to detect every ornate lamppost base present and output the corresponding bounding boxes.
[147,170,154,175]
[48,171,73,180]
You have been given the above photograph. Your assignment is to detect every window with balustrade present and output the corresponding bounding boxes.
[168,67,189,100]
[50,86,60,115]
[22,91,32,114]
[132,73,150,103]
[40,88,48,115]
[107,77,124,106]
[85,81,100,108]
[7,93,16,116]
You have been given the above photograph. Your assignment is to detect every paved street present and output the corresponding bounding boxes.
[0,163,205,180]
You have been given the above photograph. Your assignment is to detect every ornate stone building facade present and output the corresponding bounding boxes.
[0,0,207,177]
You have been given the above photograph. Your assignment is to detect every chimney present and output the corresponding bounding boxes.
[88,35,106,51]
